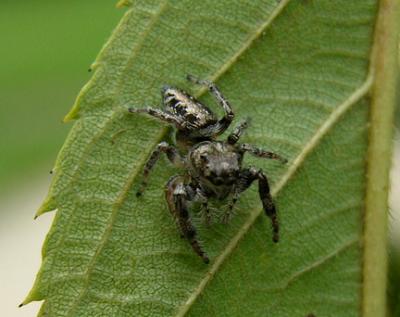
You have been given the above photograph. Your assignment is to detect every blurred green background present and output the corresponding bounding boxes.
[0,2,123,316]
[0,1,122,187]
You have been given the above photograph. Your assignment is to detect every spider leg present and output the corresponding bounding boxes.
[237,167,279,242]
[128,107,184,129]
[165,176,209,263]
[257,170,279,243]
[187,74,234,137]
[222,193,239,224]
[193,188,212,225]
[201,202,211,225]
[136,142,184,197]
[227,120,249,145]
[238,143,287,164]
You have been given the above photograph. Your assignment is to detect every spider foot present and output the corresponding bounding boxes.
[186,74,213,88]
[136,183,146,197]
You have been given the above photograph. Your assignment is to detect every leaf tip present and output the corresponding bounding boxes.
[20,285,44,308]
[63,103,80,122]
[35,196,57,219]
[116,0,132,8]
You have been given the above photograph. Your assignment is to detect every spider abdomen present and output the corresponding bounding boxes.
[163,86,217,130]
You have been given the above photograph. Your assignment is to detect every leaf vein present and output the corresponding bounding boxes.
[280,237,359,290]
[197,0,291,93]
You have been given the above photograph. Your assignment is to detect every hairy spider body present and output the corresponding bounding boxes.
[163,85,217,129]
[129,75,234,149]
[188,141,242,199]
[136,132,286,264]
[163,138,285,263]
[131,76,286,263]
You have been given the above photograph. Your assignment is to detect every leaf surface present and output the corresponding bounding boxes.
[24,1,394,316]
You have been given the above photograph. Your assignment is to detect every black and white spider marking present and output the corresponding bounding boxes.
[129,74,234,150]
[130,76,287,263]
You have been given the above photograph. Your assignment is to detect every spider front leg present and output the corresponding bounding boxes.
[128,107,184,129]
[136,142,184,197]
[237,167,279,242]
[227,120,249,145]
[165,176,209,263]
[187,74,234,137]
[239,143,288,164]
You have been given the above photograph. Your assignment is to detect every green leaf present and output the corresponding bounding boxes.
[24,1,398,316]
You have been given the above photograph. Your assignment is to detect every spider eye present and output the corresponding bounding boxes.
[200,154,208,163]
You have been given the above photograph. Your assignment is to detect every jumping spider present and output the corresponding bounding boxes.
[130,75,287,263]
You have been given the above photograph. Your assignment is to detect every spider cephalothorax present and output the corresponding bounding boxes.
[129,75,234,149]
[132,76,287,262]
